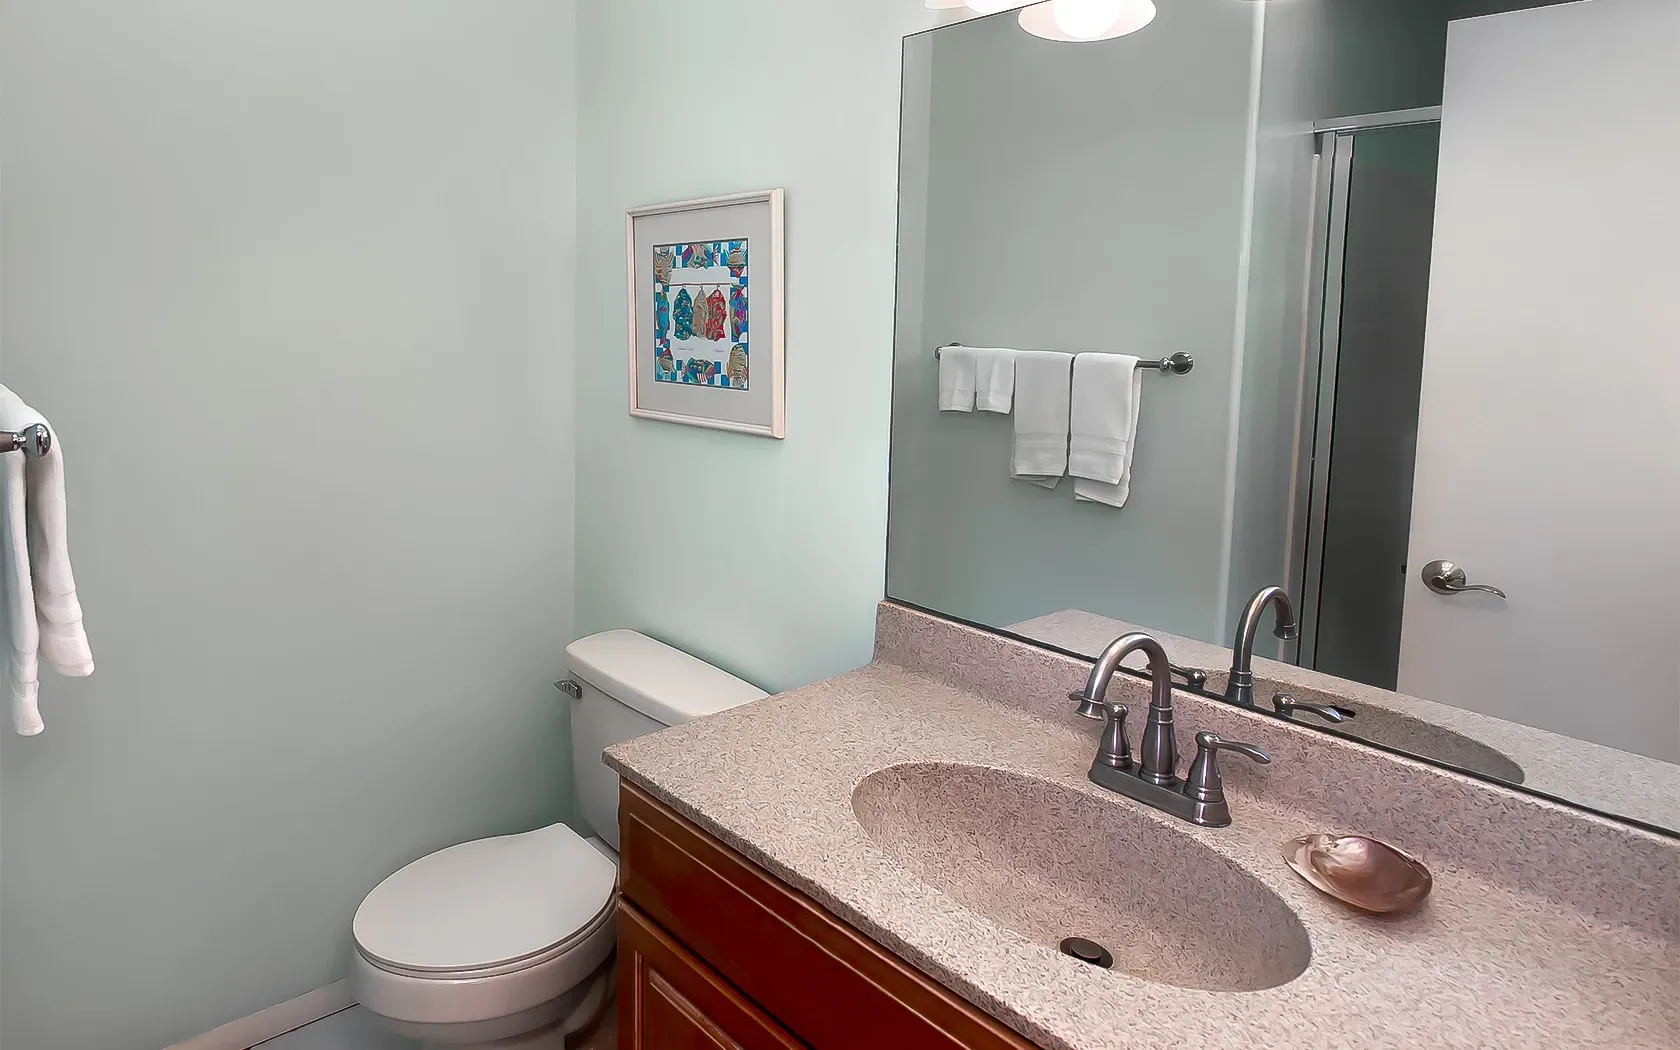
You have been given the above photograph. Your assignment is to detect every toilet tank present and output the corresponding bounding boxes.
[565,630,768,849]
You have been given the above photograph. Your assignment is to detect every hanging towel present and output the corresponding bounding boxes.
[1069,354,1144,508]
[0,386,94,736]
[1011,351,1073,488]
[971,348,1019,414]
[0,418,36,734]
[938,346,978,412]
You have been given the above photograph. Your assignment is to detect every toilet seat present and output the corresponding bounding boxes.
[359,897,614,980]
[353,902,616,1032]
[353,823,617,978]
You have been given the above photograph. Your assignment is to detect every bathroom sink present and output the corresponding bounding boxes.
[1259,680,1525,783]
[851,763,1311,992]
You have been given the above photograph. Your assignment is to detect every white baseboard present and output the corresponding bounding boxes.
[165,980,354,1050]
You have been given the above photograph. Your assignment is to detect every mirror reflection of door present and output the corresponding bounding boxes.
[1396,2,1678,762]
[1294,1,1679,762]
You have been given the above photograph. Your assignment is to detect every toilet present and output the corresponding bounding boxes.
[351,630,768,1049]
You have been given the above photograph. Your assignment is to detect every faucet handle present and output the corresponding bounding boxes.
[1170,664,1208,689]
[1184,732,1271,807]
[1272,692,1356,724]
[1095,702,1132,770]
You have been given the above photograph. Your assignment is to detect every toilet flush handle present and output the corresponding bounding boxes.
[554,680,583,700]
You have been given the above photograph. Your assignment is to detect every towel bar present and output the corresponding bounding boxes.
[935,342,1194,376]
[1,424,52,458]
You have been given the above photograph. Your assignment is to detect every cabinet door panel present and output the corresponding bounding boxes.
[619,901,805,1050]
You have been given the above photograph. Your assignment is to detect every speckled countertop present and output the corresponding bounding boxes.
[606,607,1679,1049]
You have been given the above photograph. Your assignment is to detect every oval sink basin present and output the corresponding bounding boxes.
[851,763,1311,992]
[1259,680,1525,784]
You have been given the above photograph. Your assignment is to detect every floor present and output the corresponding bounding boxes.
[254,1008,414,1050]
[255,1005,618,1050]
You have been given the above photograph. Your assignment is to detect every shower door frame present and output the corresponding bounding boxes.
[1288,106,1442,671]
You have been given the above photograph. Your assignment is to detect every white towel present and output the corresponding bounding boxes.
[1011,351,1073,489]
[1069,354,1144,508]
[937,346,977,412]
[0,387,94,736]
[971,348,1018,414]
[1,432,36,734]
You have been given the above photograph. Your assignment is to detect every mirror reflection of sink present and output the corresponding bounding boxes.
[1257,680,1526,784]
[851,763,1311,992]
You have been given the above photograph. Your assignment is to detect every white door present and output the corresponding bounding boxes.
[1397,0,1680,762]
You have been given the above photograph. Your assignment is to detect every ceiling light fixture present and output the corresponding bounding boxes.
[1018,0,1157,42]
[1054,0,1124,38]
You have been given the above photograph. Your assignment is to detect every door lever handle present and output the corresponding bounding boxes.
[1422,560,1507,599]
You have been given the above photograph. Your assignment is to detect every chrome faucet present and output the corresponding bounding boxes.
[1076,631,1271,828]
[1070,632,1178,785]
[1224,586,1300,708]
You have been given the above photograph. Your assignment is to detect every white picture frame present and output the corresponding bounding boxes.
[625,189,786,439]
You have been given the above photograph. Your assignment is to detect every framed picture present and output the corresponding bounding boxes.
[625,189,786,439]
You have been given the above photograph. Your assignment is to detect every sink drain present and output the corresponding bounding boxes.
[1059,937,1114,969]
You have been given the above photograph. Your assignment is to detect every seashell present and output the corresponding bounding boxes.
[1282,834,1433,915]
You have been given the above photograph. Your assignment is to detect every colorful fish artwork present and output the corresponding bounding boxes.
[672,288,694,340]
[730,284,748,342]
[652,239,752,389]
[682,358,720,385]
[702,288,729,342]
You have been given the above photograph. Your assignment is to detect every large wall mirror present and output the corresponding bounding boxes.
[887,0,1678,831]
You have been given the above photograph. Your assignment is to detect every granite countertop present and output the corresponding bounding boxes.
[1008,609,1680,830]
[606,660,1677,1050]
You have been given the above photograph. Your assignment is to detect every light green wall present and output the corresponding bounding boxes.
[0,4,577,1048]
[574,1,940,693]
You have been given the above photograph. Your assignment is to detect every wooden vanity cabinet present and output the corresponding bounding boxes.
[617,782,1040,1050]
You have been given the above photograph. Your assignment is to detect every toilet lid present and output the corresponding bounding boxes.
[353,824,616,974]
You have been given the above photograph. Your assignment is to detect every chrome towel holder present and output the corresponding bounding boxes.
[935,342,1194,376]
[1,424,52,458]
